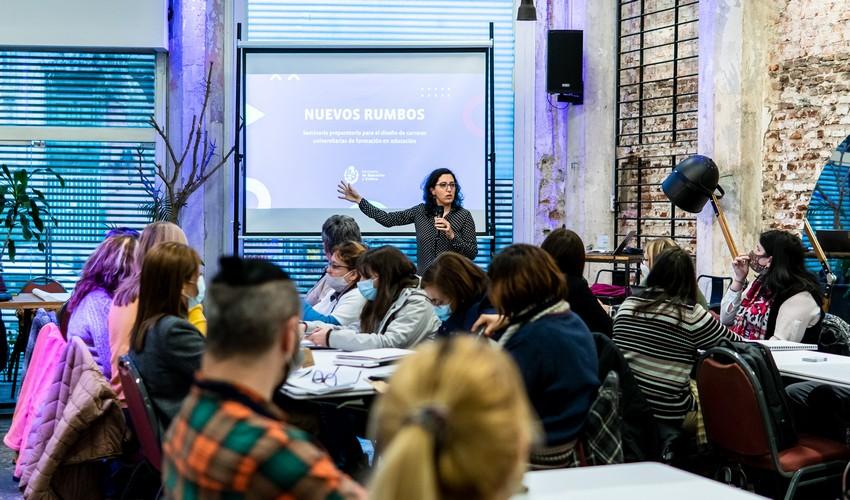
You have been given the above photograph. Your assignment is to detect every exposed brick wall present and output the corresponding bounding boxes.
[762,1,850,230]
[616,0,698,249]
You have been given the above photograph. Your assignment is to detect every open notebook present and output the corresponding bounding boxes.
[744,339,818,351]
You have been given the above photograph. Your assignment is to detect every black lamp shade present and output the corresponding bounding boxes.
[517,0,537,21]
[661,155,723,213]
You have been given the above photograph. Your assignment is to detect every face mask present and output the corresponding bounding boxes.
[434,304,452,322]
[326,273,351,293]
[640,263,651,279]
[186,275,206,309]
[748,251,769,274]
[276,330,305,393]
[357,279,378,301]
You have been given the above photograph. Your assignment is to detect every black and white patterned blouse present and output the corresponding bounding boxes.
[358,198,478,272]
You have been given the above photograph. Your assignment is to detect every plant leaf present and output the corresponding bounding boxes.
[47,168,65,188]
[37,240,44,252]
[19,214,31,240]
[8,240,16,261]
[1,165,11,184]
[30,201,44,232]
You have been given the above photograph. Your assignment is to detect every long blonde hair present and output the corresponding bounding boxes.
[644,237,677,270]
[369,337,535,500]
[113,222,188,306]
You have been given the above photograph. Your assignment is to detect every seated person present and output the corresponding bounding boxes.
[303,241,367,327]
[420,252,493,336]
[720,230,822,342]
[614,248,739,429]
[162,257,365,499]
[129,242,205,430]
[66,234,137,379]
[786,381,850,444]
[541,228,613,336]
[475,244,599,452]
[642,237,708,309]
[109,221,206,403]
[304,215,362,306]
[305,246,440,351]
[369,337,534,500]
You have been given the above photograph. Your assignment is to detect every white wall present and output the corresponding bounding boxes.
[0,0,167,50]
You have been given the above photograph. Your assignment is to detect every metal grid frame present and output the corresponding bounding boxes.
[614,0,699,251]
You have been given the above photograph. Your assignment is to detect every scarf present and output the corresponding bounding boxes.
[496,299,571,347]
[730,278,773,340]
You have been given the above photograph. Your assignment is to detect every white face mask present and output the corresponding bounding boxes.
[640,263,651,279]
[326,271,353,292]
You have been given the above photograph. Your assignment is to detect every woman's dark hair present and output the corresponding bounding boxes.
[759,230,822,300]
[422,168,463,216]
[421,252,488,312]
[635,247,698,319]
[130,242,201,352]
[357,246,419,333]
[540,228,586,277]
[488,244,566,319]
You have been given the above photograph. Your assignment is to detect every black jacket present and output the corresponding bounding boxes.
[567,275,613,337]
[129,315,204,431]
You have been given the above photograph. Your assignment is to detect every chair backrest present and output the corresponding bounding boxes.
[20,277,66,294]
[697,275,732,306]
[696,347,778,458]
[118,354,163,472]
[595,269,627,287]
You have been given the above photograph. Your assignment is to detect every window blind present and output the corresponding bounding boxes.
[243,0,515,289]
[0,50,157,384]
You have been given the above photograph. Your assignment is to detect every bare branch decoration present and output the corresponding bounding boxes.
[136,62,242,224]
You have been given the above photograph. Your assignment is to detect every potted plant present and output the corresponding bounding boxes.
[0,165,64,262]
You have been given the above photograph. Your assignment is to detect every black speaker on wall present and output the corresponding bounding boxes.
[547,29,583,104]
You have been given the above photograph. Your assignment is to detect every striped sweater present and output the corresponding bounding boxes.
[613,296,739,421]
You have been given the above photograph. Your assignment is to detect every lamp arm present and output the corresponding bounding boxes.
[709,194,739,258]
[803,219,834,312]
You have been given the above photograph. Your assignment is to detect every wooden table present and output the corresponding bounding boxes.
[585,252,644,286]
[0,293,67,399]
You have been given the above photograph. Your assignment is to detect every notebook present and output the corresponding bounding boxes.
[745,339,818,351]
[333,348,414,368]
[32,289,71,302]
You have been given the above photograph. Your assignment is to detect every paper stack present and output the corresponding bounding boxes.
[333,348,414,368]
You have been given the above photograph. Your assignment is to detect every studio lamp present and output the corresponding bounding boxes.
[661,155,738,257]
[517,0,537,21]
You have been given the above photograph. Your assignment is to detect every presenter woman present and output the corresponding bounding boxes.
[337,168,477,272]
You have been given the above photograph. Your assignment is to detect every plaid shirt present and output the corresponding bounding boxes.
[162,379,364,499]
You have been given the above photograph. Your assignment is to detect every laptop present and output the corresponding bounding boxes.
[815,230,850,253]
[613,230,637,255]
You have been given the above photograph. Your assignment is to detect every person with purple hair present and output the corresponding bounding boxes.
[65,234,137,379]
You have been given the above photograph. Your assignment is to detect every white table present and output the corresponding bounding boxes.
[281,350,396,400]
[771,350,850,389]
[514,462,765,499]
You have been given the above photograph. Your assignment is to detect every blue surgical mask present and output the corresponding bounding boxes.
[357,279,377,301]
[188,275,206,309]
[434,304,452,322]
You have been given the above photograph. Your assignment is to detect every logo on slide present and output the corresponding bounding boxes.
[343,165,359,184]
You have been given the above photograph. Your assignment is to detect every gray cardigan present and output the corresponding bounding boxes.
[328,288,440,351]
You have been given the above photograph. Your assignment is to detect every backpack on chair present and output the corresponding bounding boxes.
[818,313,850,356]
[714,339,798,450]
